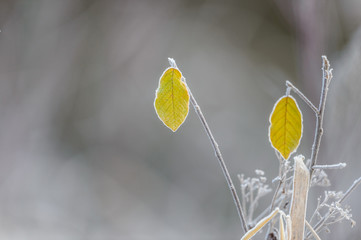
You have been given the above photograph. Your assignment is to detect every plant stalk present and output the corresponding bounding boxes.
[185,82,248,233]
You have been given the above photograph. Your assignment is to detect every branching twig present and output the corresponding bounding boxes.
[307,177,361,238]
[162,56,358,240]
[310,56,333,175]
[183,77,248,233]
[286,56,333,176]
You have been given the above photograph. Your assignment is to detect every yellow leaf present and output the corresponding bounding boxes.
[154,67,190,132]
[269,96,303,160]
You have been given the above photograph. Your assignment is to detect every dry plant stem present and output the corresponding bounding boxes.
[185,83,248,233]
[307,177,361,238]
[290,156,310,240]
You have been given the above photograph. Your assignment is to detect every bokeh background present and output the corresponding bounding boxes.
[0,0,360,239]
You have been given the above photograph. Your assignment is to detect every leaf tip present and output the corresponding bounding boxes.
[168,58,177,68]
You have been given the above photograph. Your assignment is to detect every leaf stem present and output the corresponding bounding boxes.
[285,81,318,114]
[184,79,248,233]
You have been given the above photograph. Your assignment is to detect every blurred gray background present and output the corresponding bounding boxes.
[0,0,360,239]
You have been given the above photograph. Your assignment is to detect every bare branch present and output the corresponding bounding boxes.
[183,77,248,233]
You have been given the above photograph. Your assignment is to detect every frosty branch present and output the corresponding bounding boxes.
[154,56,361,240]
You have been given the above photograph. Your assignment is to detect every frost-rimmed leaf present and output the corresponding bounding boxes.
[154,67,189,132]
[269,95,303,160]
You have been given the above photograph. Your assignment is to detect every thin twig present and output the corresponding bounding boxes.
[183,79,248,233]
[270,151,284,211]
[312,163,346,170]
[249,193,261,223]
[238,174,248,221]
[167,57,248,232]
[265,154,283,239]
[339,176,361,203]
[270,178,283,213]
[269,158,285,213]
[286,80,318,114]
[308,195,322,225]
[310,56,332,175]
[307,177,361,238]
